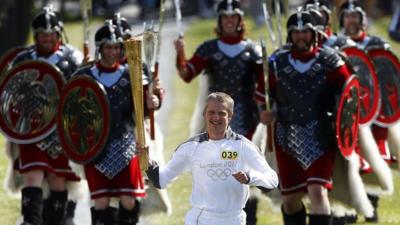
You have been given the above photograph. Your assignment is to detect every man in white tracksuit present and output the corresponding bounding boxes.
[143,92,279,225]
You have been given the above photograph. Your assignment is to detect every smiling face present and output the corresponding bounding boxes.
[204,99,233,140]
[290,29,314,52]
[220,14,241,37]
[100,43,121,67]
[36,32,59,53]
[343,11,362,36]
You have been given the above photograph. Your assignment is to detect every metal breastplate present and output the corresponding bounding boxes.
[95,129,136,179]
[325,35,355,50]
[202,40,260,135]
[276,120,324,169]
[36,132,63,159]
[274,51,336,168]
[89,68,136,178]
[364,36,389,50]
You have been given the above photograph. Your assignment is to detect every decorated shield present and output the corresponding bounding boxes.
[367,48,400,127]
[0,60,65,144]
[335,75,360,158]
[0,46,27,78]
[342,46,380,126]
[57,75,110,164]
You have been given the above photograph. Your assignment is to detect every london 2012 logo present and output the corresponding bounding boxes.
[207,168,232,181]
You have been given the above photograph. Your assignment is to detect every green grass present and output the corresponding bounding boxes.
[1,16,400,225]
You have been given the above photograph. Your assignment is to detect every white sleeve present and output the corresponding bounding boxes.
[158,143,192,188]
[242,140,279,190]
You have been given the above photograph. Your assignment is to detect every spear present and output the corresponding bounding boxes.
[275,0,283,48]
[174,0,183,38]
[148,0,166,140]
[124,38,148,170]
[260,38,275,152]
[80,0,92,63]
[262,2,277,50]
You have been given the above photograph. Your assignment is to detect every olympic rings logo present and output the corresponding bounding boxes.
[206,168,232,181]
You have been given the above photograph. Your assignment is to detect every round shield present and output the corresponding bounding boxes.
[341,46,380,126]
[368,48,400,127]
[0,46,27,78]
[335,75,360,158]
[0,60,65,144]
[57,75,110,164]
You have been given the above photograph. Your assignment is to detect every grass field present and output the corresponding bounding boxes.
[0,16,400,225]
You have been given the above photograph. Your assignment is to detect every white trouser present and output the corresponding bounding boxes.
[185,207,246,225]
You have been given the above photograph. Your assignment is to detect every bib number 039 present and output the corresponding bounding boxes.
[221,151,238,160]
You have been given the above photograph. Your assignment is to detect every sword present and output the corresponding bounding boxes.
[260,38,275,152]
[80,0,92,63]
[262,2,277,50]
[174,0,183,37]
[124,38,148,171]
[275,0,283,48]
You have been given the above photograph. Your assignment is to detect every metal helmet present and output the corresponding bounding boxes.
[339,0,367,29]
[95,20,124,47]
[286,9,317,44]
[216,0,244,16]
[32,6,64,35]
[304,0,332,15]
[215,0,245,35]
[94,20,124,59]
[112,13,132,39]
[304,0,331,27]
[307,7,328,39]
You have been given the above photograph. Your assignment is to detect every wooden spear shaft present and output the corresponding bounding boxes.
[124,38,148,171]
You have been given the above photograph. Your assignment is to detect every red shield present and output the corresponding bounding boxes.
[0,60,65,144]
[335,75,360,158]
[0,46,27,77]
[57,75,110,164]
[342,46,380,126]
[367,48,400,127]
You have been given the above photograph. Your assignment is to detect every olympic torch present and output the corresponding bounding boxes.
[124,38,148,170]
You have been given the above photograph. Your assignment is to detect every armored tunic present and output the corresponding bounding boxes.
[13,44,83,80]
[74,63,148,179]
[270,47,345,169]
[185,38,264,136]
[323,34,356,50]
[11,44,83,157]
[10,44,82,180]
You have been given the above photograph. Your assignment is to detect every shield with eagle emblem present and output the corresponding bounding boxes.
[0,60,65,144]
[57,75,110,164]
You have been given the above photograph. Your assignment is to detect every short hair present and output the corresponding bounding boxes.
[204,92,234,115]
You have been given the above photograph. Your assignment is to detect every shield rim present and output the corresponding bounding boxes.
[57,75,111,164]
[0,46,27,78]
[367,48,400,127]
[0,60,65,144]
[341,46,381,126]
[335,75,360,158]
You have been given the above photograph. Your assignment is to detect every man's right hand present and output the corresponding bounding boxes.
[263,111,276,125]
[174,37,185,53]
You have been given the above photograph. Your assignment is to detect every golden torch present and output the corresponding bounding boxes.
[124,38,148,171]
